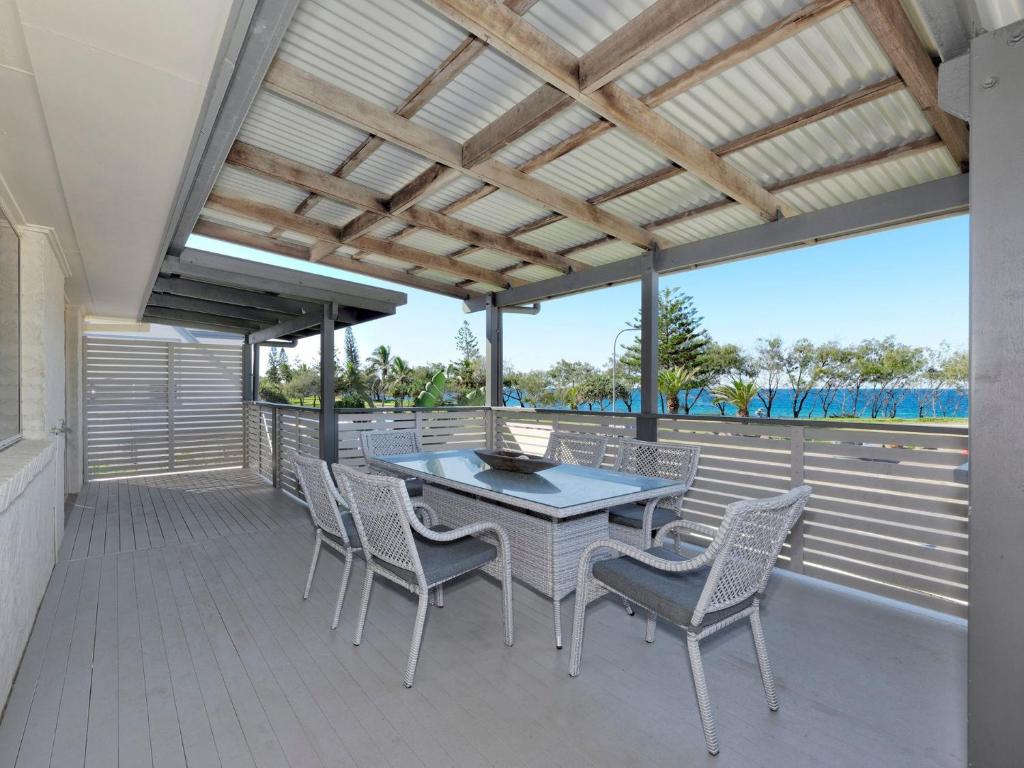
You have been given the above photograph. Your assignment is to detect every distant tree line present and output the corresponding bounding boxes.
[256,289,967,421]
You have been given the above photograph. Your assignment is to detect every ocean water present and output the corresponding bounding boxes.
[504,387,969,419]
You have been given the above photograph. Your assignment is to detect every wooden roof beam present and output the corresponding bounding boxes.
[226,141,572,271]
[852,0,969,167]
[203,192,522,288]
[263,59,659,247]
[422,0,794,221]
[192,218,479,300]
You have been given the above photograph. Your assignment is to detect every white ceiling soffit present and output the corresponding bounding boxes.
[7,0,236,314]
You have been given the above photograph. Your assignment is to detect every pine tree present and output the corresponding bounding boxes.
[344,327,360,368]
[265,348,281,384]
[454,320,480,362]
[620,288,709,373]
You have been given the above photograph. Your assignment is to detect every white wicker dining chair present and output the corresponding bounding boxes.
[543,430,609,468]
[359,428,425,496]
[608,438,701,550]
[333,464,514,688]
[569,485,812,756]
[292,455,362,630]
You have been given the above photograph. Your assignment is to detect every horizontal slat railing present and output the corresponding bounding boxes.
[492,408,969,617]
[336,407,489,468]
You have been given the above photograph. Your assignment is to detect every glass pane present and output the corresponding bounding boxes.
[376,449,683,510]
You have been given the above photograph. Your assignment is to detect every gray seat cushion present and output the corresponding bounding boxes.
[591,546,753,628]
[403,477,424,497]
[378,525,496,586]
[607,502,678,531]
[323,511,361,549]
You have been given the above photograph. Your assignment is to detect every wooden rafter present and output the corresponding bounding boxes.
[270,0,541,241]
[263,59,659,248]
[462,84,573,167]
[433,0,850,216]
[203,192,520,288]
[578,0,739,93]
[192,218,479,300]
[226,141,573,271]
[852,0,969,167]
[422,0,794,221]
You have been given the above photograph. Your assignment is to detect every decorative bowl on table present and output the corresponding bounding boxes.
[473,448,559,474]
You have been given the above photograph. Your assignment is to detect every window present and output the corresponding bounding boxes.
[0,206,19,449]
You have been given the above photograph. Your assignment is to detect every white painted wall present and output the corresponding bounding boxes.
[0,226,68,709]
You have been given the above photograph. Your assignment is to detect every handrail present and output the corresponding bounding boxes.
[490,406,969,435]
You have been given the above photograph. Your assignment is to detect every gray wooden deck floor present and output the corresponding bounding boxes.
[0,469,965,767]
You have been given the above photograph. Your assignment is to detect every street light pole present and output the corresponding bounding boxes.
[611,326,640,413]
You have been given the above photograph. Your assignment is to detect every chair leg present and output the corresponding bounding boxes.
[434,584,444,608]
[353,570,374,646]
[331,554,353,630]
[568,580,589,676]
[552,597,563,649]
[750,605,779,711]
[623,597,635,616]
[404,594,430,688]
[645,611,657,643]
[500,559,514,647]
[686,631,719,756]
[303,531,322,599]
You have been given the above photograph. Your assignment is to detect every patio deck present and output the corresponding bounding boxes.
[0,469,965,767]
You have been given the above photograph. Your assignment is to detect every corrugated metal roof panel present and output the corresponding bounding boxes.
[400,229,469,255]
[524,0,659,57]
[415,268,468,286]
[305,199,363,227]
[344,142,435,195]
[418,175,487,210]
[530,128,673,200]
[491,104,600,168]
[648,7,896,149]
[360,253,416,272]
[239,91,368,172]
[569,240,645,267]
[651,205,763,244]
[213,166,308,210]
[599,171,724,226]
[277,0,467,111]
[456,249,521,271]
[515,218,605,251]
[200,208,274,236]
[505,263,565,282]
[453,189,551,232]
[413,47,543,142]
[778,144,958,213]
[728,89,934,187]
[366,219,408,239]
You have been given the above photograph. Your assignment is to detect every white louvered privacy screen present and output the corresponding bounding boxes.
[84,338,243,479]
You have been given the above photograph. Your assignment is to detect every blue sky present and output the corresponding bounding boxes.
[188,212,968,370]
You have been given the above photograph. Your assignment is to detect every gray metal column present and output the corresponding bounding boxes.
[319,303,338,463]
[485,295,504,407]
[637,248,659,442]
[968,22,1024,767]
[242,342,253,402]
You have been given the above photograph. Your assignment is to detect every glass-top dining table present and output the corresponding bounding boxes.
[368,449,689,647]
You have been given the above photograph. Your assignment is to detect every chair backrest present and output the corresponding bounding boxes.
[614,438,700,509]
[360,428,422,463]
[333,464,423,582]
[292,455,351,546]
[544,430,609,468]
[693,485,812,626]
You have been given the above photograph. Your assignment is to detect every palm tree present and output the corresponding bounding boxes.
[711,378,760,418]
[389,356,413,405]
[658,366,700,414]
[365,344,392,402]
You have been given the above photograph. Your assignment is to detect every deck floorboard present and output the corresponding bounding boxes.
[0,468,965,767]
